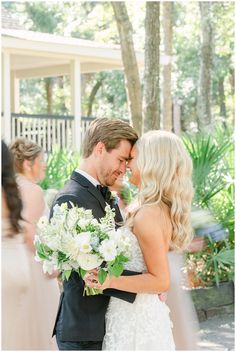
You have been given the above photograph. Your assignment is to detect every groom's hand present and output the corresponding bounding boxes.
[158,292,168,302]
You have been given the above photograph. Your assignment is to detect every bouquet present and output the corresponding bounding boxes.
[35,202,131,295]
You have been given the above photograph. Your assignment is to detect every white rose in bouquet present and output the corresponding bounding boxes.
[99,239,117,262]
[77,253,103,271]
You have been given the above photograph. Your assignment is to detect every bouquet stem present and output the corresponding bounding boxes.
[83,286,103,296]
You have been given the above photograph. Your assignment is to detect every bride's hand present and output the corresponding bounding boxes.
[84,271,111,290]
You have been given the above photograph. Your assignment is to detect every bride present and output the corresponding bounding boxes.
[85,130,194,350]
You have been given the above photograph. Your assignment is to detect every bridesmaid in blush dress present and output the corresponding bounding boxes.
[10,138,60,350]
[1,140,32,350]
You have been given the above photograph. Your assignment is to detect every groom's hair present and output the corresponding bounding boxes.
[82,118,138,158]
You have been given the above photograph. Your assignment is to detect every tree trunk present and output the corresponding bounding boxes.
[57,76,67,114]
[229,67,235,95]
[197,2,213,132]
[87,77,104,117]
[112,2,142,135]
[218,77,227,124]
[162,2,173,131]
[143,1,160,132]
[45,77,53,114]
[81,73,93,97]
[81,73,93,116]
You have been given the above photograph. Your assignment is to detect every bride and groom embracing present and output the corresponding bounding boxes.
[50,118,193,351]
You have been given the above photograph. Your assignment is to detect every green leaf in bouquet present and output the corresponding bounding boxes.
[116,254,129,263]
[58,251,68,262]
[110,263,124,277]
[98,269,107,284]
[99,231,110,241]
[35,242,53,260]
[79,268,87,279]
[76,224,82,232]
[61,270,72,281]
[85,224,96,232]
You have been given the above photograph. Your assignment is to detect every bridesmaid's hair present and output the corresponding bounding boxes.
[2,140,23,235]
[127,130,194,252]
[10,138,42,173]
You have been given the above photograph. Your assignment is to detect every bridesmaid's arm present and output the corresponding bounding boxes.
[22,185,45,253]
[85,206,171,294]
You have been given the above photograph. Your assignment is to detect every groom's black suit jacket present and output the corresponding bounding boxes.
[50,171,137,342]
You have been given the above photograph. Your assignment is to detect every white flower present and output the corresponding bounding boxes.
[107,228,131,256]
[53,203,67,215]
[50,215,66,227]
[107,229,118,241]
[60,262,73,271]
[42,260,55,275]
[99,239,117,262]
[66,207,79,229]
[60,203,68,212]
[37,216,49,230]
[75,232,92,253]
[77,253,103,270]
[62,237,79,260]
[34,254,42,262]
[91,218,99,226]
[79,243,92,253]
[78,218,90,229]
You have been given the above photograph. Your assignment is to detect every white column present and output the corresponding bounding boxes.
[11,72,20,113]
[3,52,11,142]
[70,59,81,151]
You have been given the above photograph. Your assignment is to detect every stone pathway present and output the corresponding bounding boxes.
[197,314,235,351]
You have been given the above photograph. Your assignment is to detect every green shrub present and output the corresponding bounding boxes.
[183,128,234,286]
[40,146,81,190]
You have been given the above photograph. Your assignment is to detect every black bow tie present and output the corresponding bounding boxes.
[97,185,112,204]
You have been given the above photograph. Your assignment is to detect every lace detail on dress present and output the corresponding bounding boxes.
[103,227,175,351]
[122,227,147,272]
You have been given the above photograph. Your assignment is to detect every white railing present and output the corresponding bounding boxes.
[11,113,95,153]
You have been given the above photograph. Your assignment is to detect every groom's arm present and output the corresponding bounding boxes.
[103,270,142,303]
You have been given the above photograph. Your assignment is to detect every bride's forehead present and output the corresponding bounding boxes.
[130,145,138,157]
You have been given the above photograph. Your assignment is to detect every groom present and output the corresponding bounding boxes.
[50,118,139,350]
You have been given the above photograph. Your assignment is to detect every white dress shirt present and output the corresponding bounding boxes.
[75,169,100,187]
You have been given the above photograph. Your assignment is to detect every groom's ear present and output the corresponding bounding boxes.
[94,141,106,156]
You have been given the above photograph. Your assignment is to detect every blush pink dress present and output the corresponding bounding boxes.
[17,175,60,350]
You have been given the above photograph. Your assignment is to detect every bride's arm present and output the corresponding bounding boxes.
[86,206,171,294]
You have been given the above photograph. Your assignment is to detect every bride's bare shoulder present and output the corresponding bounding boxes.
[133,204,163,229]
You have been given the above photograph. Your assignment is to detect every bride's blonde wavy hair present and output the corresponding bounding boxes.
[127,130,194,252]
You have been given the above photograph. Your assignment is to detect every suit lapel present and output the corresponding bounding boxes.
[71,171,123,224]
[71,171,107,212]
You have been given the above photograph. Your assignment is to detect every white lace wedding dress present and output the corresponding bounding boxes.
[103,227,175,351]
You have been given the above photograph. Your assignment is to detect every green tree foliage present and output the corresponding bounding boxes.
[172,2,234,131]
[2,1,234,130]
